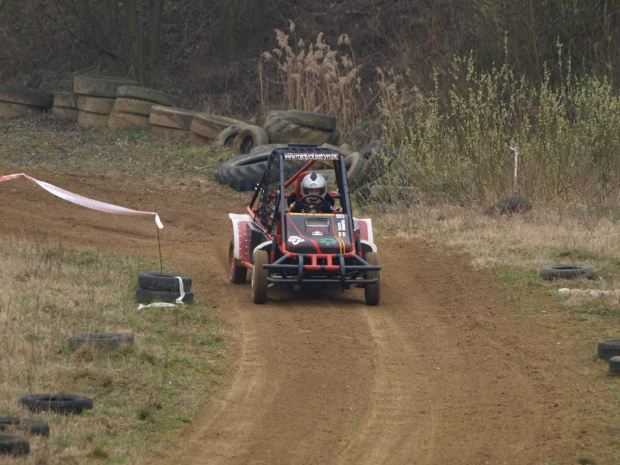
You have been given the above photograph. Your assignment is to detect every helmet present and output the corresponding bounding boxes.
[300,172,327,203]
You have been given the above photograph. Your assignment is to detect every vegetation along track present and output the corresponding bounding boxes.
[0,168,615,464]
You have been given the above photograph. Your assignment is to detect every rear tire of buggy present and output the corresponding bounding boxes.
[251,250,269,304]
[364,252,380,306]
[229,239,248,284]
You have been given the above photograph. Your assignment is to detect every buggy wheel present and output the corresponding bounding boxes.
[364,252,380,306]
[229,239,247,284]
[251,250,269,304]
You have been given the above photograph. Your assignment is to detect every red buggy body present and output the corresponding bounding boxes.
[228,144,381,305]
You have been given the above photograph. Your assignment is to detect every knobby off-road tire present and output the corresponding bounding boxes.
[597,339,620,360]
[252,250,269,304]
[116,85,176,106]
[138,272,192,292]
[364,252,380,306]
[68,333,134,351]
[135,288,194,304]
[19,394,93,414]
[0,435,29,455]
[229,239,248,284]
[345,152,368,190]
[0,417,49,437]
[264,110,336,145]
[73,75,138,98]
[233,124,269,154]
[539,264,596,281]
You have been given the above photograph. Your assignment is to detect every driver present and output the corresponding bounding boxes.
[289,172,335,213]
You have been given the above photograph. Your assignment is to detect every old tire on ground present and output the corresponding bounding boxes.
[77,95,115,114]
[107,110,150,130]
[345,152,368,190]
[264,110,335,145]
[364,251,381,306]
[138,272,192,292]
[19,394,93,414]
[284,110,337,131]
[0,102,45,119]
[73,75,138,98]
[610,356,620,374]
[229,239,248,284]
[116,86,176,106]
[216,152,304,192]
[0,417,49,437]
[597,339,620,360]
[149,106,199,130]
[135,288,194,304]
[233,124,270,154]
[539,264,596,281]
[218,123,248,146]
[78,111,109,129]
[0,435,29,455]
[53,91,78,108]
[68,333,134,351]
[113,97,158,116]
[191,114,243,140]
[0,85,54,108]
[251,250,269,304]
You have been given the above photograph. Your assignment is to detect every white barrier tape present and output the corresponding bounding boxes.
[137,302,178,311]
[175,276,186,304]
[0,172,163,229]
[136,276,187,311]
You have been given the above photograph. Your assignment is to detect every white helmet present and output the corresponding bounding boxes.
[301,172,327,199]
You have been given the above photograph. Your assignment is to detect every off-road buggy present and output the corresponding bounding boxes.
[228,144,381,305]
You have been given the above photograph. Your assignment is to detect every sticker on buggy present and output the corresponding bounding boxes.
[288,236,305,245]
[283,153,340,161]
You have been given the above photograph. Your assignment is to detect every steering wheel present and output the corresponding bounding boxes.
[297,194,324,213]
[298,194,324,205]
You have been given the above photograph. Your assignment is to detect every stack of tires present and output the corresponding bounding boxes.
[74,75,138,129]
[135,272,194,304]
[108,86,175,131]
[0,85,53,119]
[149,106,201,140]
[51,91,79,121]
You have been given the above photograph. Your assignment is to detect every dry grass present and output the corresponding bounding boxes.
[370,201,620,325]
[0,238,225,464]
[260,20,363,129]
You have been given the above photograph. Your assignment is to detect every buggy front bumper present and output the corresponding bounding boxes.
[263,253,379,288]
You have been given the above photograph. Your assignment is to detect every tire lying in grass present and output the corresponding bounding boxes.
[233,124,269,154]
[68,333,134,351]
[264,110,338,145]
[610,356,620,375]
[539,264,596,281]
[138,272,192,292]
[597,339,620,360]
[135,288,194,304]
[20,394,93,414]
[218,123,249,146]
[0,417,49,437]
[0,435,29,455]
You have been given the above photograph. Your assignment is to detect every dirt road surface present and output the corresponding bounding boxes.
[0,170,614,464]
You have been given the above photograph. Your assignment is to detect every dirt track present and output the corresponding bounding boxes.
[1,170,613,464]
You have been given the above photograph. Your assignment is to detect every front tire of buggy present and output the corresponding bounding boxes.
[229,239,247,284]
[251,250,269,304]
[364,252,380,306]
